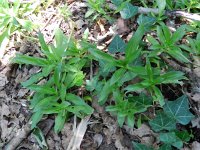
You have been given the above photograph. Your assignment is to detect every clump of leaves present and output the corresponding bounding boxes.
[12,29,93,133]
[85,0,112,21]
[147,23,190,63]
[111,0,138,19]
[87,17,186,127]
[0,0,37,56]
[133,95,194,149]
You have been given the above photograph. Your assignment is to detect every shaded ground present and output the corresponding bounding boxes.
[0,0,200,150]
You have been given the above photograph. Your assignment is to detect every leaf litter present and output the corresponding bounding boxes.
[0,0,200,150]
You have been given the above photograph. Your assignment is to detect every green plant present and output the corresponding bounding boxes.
[175,0,200,12]
[147,23,190,63]
[0,0,37,56]
[180,32,200,55]
[12,28,93,133]
[87,18,186,127]
[106,93,153,127]
[149,95,194,149]
[85,0,112,21]
[111,0,138,19]
[133,95,194,149]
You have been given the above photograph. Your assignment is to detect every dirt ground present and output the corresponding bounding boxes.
[1,0,200,150]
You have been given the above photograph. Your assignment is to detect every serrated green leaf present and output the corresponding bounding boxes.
[163,95,194,125]
[110,68,126,85]
[168,46,190,63]
[31,110,43,129]
[108,35,126,53]
[38,32,49,52]
[157,25,165,44]
[16,18,33,31]
[32,127,47,149]
[125,25,145,63]
[127,115,134,128]
[12,54,49,67]
[156,0,166,13]
[155,71,186,84]
[98,81,113,105]
[54,110,67,133]
[66,93,94,115]
[117,112,126,127]
[118,71,136,86]
[152,86,165,106]
[149,111,176,132]
[88,48,118,65]
[27,84,57,95]
[33,96,59,111]
[171,25,185,43]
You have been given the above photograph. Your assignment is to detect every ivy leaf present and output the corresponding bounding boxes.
[163,95,195,125]
[175,130,191,142]
[120,2,138,19]
[132,142,154,150]
[149,111,176,132]
[137,14,156,29]
[159,132,183,149]
[108,35,126,53]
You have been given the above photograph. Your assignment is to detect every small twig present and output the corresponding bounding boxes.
[110,5,200,21]
[160,54,191,74]
[138,7,200,21]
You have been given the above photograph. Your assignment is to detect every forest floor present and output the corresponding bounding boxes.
[0,0,200,150]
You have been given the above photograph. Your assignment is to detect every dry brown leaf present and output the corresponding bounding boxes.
[116,18,130,34]
[192,141,200,150]
[93,134,103,147]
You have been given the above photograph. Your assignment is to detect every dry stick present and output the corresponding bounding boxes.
[3,123,32,150]
[138,7,200,21]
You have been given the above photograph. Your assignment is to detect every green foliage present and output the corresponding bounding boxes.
[0,0,36,53]
[12,29,94,133]
[148,95,194,149]
[112,0,138,19]
[85,0,112,21]
[108,35,126,53]
[132,142,154,150]
[163,95,194,125]
[147,23,190,63]
[156,0,166,14]
[106,93,152,127]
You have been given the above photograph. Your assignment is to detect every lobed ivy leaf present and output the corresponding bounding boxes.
[149,111,176,132]
[137,15,156,29]
[108,35,126,53]
[163,95,194,125]
[119,2,138,19]
[132,142,154,150]
[159,132,183,149]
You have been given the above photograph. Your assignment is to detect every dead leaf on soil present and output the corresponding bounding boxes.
[192,141,200,150]
[116,18,130,35]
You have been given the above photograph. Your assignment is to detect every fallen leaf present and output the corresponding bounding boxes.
[192,141,200,150]
[93,134,103,147]
[116,18,130,34]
